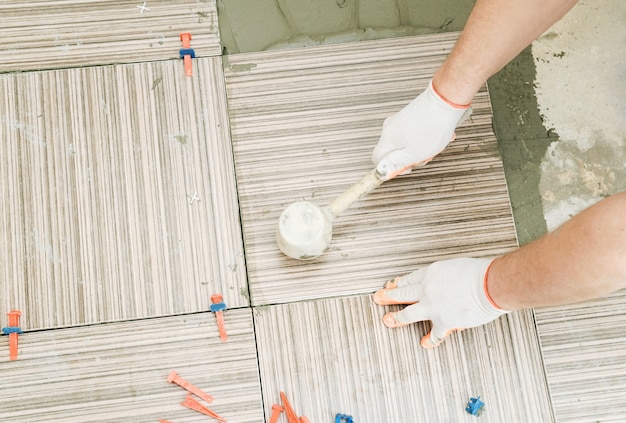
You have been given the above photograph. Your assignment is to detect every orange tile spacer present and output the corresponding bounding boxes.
[210,294,228,342]
[179,32,195,77]
[3,310,22,361]
[180,32,191,48]
[167,370,214,403]
[181,393,226,422]
[269,404,284,423]
[280,392,301,423]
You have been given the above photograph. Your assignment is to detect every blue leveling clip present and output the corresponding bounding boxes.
[2,327,23,335]
[335,413,354,423]
[209,301,226,313]
[466,396,485,416]
[179,48,196,59]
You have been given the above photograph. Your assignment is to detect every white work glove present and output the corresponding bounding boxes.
[372,79,472,180]
[373,258,508,349]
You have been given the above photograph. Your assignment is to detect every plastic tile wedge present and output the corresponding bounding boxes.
[0,57,247,330]
[0,0,221,73]
[0,310,263,423]
[254,295,553,422]
[224,33,519,306]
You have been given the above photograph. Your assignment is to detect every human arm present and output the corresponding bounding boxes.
[375,191,626,348]
[373,0,579,179]
[433,0,579,105]
[488,190,626,310]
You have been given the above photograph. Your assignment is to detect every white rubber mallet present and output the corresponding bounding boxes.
[276,169,384,260]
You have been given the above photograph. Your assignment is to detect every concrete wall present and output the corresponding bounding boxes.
[217,0,475,53]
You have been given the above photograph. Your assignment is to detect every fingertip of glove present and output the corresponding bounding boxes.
[374,159,396,181]
[383,277,400,290]
[373,287,416,306]
[420,333,439,350]
[373,277,400,305]
[420,328,463,349]
[373,289,390,306]
[382,312,410,329]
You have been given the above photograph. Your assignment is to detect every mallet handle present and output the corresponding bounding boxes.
[327,170,384,218]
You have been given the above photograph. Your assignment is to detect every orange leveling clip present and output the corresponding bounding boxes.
[3,310,22,361]
[280,391,309,423]
[168,370,214,403]
[181,393,226,422]
[179,32,195,77]
[269,404,284,423]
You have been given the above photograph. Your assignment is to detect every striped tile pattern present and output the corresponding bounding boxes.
[0,0,221,73]
[254,295,553,422]
[0,58,247,330]
[536,291,626,422]
[0,310,263,423]
[224,34,520,306]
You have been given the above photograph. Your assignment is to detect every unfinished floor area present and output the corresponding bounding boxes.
[1,1,625,422]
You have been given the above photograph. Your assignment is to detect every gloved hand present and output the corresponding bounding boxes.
[372,79,472,180]
[373,258,508,349]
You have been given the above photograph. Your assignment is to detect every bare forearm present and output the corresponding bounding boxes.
[489,191,626,310]
[433,0,578,105]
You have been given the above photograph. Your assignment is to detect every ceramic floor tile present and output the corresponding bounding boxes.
[254,295,552,422]
[535,291,626,422]
[224,34,519,306]
[0,310,263,423]
[0,57,247,330]
[0,0,221,73]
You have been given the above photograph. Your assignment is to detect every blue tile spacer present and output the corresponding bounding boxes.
[179,48,196,58]
[210,302,226,313]
[2,326,23,335]
[335,413,354,423]
[466,396,485,416]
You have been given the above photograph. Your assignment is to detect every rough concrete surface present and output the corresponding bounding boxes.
[217,0,473,53]
[488,48,554,245]
[532,0,626,230]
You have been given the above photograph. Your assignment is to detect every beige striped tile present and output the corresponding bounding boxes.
[0,0,221,73]
[0,310,263,423]
[254,295,552,422]
[535,291,626,422]
[0,57,247,330]
[224,34,519,306]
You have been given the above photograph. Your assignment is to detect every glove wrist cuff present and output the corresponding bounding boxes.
[430,79,471,110]
[483,259,507,312]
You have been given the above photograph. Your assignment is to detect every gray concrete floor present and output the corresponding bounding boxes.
[532,0,626,231]
[217,0,625,245]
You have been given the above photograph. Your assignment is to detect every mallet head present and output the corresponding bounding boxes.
[276,201,333,260]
